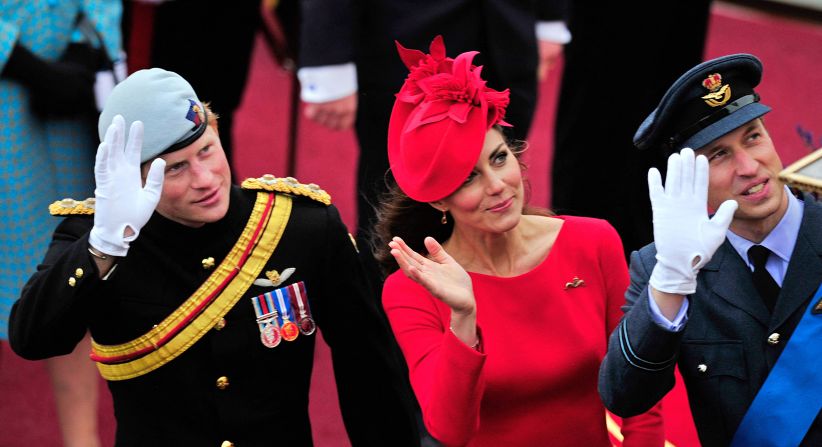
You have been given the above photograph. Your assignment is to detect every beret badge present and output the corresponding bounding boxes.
[701,73,731,107]
[186,99,204,128]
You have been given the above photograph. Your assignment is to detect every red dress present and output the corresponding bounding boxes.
[383,216,664,446]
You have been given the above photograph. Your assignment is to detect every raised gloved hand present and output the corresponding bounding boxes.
[88,115,165,257]
[648,148,738,295]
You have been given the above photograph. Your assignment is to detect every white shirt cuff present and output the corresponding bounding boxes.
[536,21,572,44]
[297,63,358,103]
[647,288,689,332]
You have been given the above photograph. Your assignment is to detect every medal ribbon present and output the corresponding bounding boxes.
[291,282,316,335]
[263,292,278,319]
[292,282,312,319]
[91,193,292,380]
[275,288,294,325]
[275,287,300,341]
[252,293,279,328]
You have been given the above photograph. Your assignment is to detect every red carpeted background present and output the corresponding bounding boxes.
[2,3,822,446]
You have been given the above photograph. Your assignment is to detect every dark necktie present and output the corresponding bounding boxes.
[747,245,780,313]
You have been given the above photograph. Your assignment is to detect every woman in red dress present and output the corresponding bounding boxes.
[374,36,664,447]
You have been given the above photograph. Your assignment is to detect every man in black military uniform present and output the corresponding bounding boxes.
[599,54,822,446]
[9,68,419,446]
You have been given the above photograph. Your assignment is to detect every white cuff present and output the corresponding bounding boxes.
[536,21,572,44]
[297,63,358,103]
[647,288,689,332]
[648,258,697,296]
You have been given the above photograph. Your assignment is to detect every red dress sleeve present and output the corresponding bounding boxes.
[598,221,666,446]
[382,272,486,446]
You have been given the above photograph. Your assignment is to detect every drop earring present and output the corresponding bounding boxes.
[441,210,448,225]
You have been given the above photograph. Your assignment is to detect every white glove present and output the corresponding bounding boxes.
[648,148,738,295]
[89,115,165,257]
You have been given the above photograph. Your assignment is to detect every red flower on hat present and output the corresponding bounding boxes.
[394,35,510,133]
[395,35,450,105]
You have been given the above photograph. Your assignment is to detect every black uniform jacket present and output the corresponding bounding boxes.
[10,186,418,447]
[599,193,822,446]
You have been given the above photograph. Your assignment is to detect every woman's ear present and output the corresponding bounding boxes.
[428,201,447,213]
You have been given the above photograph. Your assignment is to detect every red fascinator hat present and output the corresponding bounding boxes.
[387,36,511,202]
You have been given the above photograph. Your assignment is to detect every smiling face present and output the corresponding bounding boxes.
[695,118,788,236]
[142,125,232,227]
[431,128,524,235]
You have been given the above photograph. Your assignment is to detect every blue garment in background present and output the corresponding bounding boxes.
[0,0,122,339]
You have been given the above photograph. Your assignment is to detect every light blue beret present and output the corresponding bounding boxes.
[98,68,209,163]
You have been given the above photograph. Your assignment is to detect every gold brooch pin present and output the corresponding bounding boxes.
[202,257,215,269]
[564,276,585,290]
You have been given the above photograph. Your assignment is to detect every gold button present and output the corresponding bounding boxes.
[697,364,708,373]
[202,257,215,269]
[75,268,84,278]
[216,376,229,390]
[214,318,227,331]
[221,441,234,447]
[767,332,780,345]
[68,277,77,287]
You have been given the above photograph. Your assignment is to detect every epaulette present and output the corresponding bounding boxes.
[49,198,95,216]
[241,174,331,205]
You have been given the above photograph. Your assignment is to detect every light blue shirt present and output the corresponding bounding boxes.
[649,187,804,331]
[726,188,803,286]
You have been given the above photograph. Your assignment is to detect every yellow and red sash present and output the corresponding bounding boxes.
[90,192,292,381]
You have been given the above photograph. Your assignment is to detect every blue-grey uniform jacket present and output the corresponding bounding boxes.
[599,193,822,446]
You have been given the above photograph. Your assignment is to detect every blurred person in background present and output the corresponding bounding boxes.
[0,2,123,446]
[552,0,713,258]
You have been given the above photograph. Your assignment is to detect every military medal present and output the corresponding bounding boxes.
[275,288,299,341]
[290,282,316,336]
[252,292,282,348]
[260,321,281,348]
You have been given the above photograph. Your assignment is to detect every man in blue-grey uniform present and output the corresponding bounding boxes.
[599,54,822,446]
[9,68,418,446]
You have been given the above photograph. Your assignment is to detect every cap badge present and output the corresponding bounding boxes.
[186,99,204,128]
[701,73,732,107]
